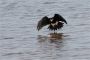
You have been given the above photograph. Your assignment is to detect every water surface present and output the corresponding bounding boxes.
[0,0,90,60]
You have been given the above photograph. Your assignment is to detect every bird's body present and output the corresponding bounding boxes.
[48,21,63,31]
[37,14,67,31]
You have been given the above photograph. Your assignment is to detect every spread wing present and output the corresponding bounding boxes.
[54,14,67,24]
[37,16,50,31]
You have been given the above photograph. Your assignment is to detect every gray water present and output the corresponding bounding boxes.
[0,0,90,60]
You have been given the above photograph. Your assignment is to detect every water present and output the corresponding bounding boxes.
[0,0,90,60]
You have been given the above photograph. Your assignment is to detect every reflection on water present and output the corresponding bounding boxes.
[49,33,63,40]
[37,33,65,52]
[37,33,64,43]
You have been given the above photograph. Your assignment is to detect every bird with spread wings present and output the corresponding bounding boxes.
[37,14,67,31]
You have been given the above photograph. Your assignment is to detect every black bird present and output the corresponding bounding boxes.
[37,14,67,31]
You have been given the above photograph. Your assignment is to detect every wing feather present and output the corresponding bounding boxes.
[54,14,67,24]
[37,16,50,31]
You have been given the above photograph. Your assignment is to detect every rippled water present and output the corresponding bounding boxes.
[0,0,90,60]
